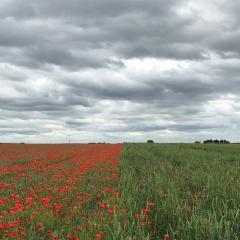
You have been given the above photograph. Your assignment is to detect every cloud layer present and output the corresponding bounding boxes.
[0,0,240,142]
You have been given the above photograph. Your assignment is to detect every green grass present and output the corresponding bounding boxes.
[116,143,240,240]
[0,159,29,166]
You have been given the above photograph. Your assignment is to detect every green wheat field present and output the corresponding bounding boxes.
[119,143,240,239]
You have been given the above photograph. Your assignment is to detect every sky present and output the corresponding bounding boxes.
[0,0,240,143]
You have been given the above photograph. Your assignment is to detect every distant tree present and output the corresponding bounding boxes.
[203,139,230,144]
[203,139,213,144]
[147,140,154,143]
[195,141,201,144]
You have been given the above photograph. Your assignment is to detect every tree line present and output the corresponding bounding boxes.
[195,139,230,144]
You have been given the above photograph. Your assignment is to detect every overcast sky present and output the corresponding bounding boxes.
[0,0,240,143]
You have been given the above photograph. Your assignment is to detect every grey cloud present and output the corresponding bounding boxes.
[26,46,107,69]
[0,0,207,70]
[0,96,90,112]
[0,0,240,142]
[0,0,180,20]
[63,74,215,109]
[0,0,238,71]
[0,129,49,135]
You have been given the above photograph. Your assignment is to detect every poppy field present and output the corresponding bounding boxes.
[0,144,122,239]
[0,143,240,239]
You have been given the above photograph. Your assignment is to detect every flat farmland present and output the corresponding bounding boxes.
[0,144,122,239]
[0,143,240,239]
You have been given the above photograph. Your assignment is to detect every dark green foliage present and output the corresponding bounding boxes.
[118,143,240,240]
[203,139,230,144]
